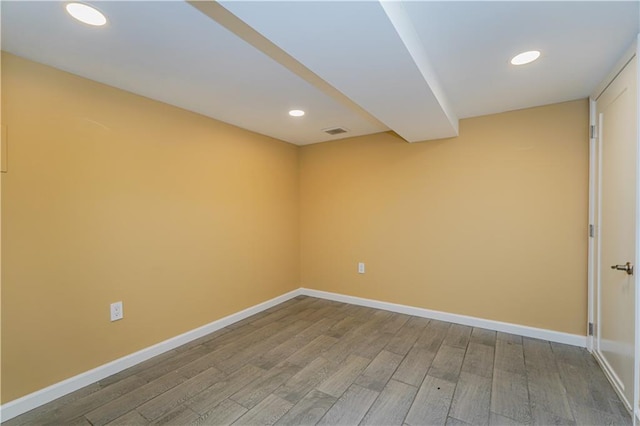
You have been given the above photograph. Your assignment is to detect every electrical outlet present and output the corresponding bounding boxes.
[358,262,365,274]
[110,301,123,321]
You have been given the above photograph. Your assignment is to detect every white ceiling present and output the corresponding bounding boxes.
[2,1,638,146]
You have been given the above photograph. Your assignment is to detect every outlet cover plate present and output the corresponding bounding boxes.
[110,301,123,321]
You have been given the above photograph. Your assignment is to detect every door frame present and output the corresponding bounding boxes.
[636,33,640,426]
[587,36,639,424]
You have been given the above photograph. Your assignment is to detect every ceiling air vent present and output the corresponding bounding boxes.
[323,127,348,136]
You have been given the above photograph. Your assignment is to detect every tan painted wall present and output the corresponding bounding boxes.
[1,52,589,404]
[1,53,300,402]
[300,99,589,335]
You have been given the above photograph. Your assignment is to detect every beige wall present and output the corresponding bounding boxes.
[1,53,300,402]
[1,52,590,404]
[300,99,589,335]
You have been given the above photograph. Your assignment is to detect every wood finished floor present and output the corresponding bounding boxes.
[4,296,632,426]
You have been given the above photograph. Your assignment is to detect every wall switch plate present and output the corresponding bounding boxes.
[110,301,123,321]
[358,262,365,274]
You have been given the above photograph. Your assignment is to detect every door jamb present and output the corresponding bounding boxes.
[587,97,596,353]
[587,37,638,424]
[634,33,640,426]
[587,42,636,353]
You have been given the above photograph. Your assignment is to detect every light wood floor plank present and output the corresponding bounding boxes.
[380,313,411,334]
[496,332,522,345]
[230,364,300,409]
[204,322,288,364]
[186,364,265,415]
[97,351,180,388]
[494,339,525,375]
[529,406,576,426]
[251,321,324,370]
[415,320,450,353]
[319,330,368,365]
[216,320,315,373]
[137,367,225,421]
[443,324,472,349]
[195,399,248,425]
[552,343,629,419]
[173,350,226,380]
[491,368,531,424]
[523,338,574,424]
[470,328,497,347]
[273,357,337,403]
[352,330,396,359]
[64,417,93,426]
[360,379,418,426]
[392,346,436,387]
[405,375,456,426]
[85,372,187,425]
[138,345,211,382]
[461,342,494,379]
[283,335,338,367]
[316,354,370,398]
[446,416,473,425]
[355,350,404,392]
[2,382,103,426]
[41,375,148,425]
[489,411,528,426]
[274,389,336,426]
[326,315,362,338]
[429,344,466,382]
[316,384,378,426]
[571,402,631,426]
[231,394,292,425]
[318,311,392,364]
[152,404,200,425]
[449,371,492,426]
[385,316,430,356]
[104,410,148,426]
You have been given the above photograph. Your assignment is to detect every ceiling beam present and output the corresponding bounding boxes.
[379,0,458,140]
[187,0,387,132]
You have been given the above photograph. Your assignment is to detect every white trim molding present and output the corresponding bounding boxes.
[592,38,637,101]
[1,286,588,422]
[634,31,640,426]
[300,288,587,348]
[0,289,303,422]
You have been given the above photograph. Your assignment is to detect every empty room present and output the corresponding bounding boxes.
[1,1,639,425]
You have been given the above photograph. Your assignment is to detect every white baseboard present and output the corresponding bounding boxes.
[1,286,587,422]
[300,288,587,348]
[0,288,303,422]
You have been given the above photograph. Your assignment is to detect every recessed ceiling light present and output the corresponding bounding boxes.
[65,3,107,26]
[510,50,541,66]
[288,109,305,117]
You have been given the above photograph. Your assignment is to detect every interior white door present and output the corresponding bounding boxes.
[594,54,637,410]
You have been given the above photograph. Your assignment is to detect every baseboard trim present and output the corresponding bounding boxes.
[0,288,303,422]
[300,288,587,348]
[1,286,587,421]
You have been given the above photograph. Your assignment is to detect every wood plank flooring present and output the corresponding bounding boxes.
[3,296,631,426]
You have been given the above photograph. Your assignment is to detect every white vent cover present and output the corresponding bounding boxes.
[323,127,349,135]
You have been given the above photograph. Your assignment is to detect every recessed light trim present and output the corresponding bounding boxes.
[66,3,107,26]
[288,109,305,117]
[510,50,540,66]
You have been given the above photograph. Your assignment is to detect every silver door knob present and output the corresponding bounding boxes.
[611,262,634,275]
